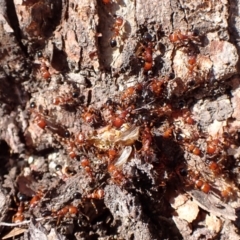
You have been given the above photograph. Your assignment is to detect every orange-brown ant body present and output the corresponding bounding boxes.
[187,54,197,74]
[29,102,70,136]
[141,126,155,162]
[102,0,111,3]
[56,205,78,218]
[80,158,94,178]
[178,167,211,194]
[12,203,25,223]
[136,33,154,72]
[29,190,43,208]
[82,108,101,127]
[86,189,104,199]
[53,91,79,106]
[53,205,78,225]
[169,30,198,45]
[143,42,153,71]
[148,78,164,96]
[108,164,125,184]
[187,144,201,156]
[29,102,47,129]
[108,149,117,162]
[110,16,124,48]
[36,51,51,80]
[66,140,77,159]
[206,139,220,155]
[111,110,129,128]
[163,127,173,138]
[120,84,142,105]
[76,132,87,146]
[221,186,234,199]
[208,161,221,175]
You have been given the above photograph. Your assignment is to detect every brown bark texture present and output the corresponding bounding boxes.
[1,0,240,239]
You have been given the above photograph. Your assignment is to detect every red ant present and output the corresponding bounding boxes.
[136,32,154,72]
[187,54,197,75]
[194,179,211,193]
[86,189,104,199]
[66,140,77,159]
[111,109,130,128]
[82,108,101,127]
[29,190,44,208]
[162,126,174,138]
[120,83,142,104]
[108,164,125,184]
[108,149,117,162]
[187,144,201,156]
[110,16,124,48]
[183,111,195,125]
[169,30,198,45]
[178,167,211,194]
[12,202,25,223]
[29,102,47,129]
[143,42,153,72]
[80,158,94,178]
[221,186,234,199]
[208,160,221,175]
[36,51,51,80]
[148,78,164,96]
[141,126,155,162]
[29,103,71,138]
[53,205,78,224]
[53,91,79,106]
[56,205,78,217]
[102,0,111,3]
[206,139,220,155]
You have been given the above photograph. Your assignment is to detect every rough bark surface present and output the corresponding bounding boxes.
[0,0,240,239]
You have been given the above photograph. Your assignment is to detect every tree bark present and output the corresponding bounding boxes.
[0,0,240,239]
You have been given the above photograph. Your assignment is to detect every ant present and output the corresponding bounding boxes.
[80,158,94,178]
[53,91,79,106]
[148,78,164,96]
[29,190,44,208]
[36,51,51,81]
[86,189,104,199]
[208,160,221,175]
[30,103,72,141]
[120,83,143,105]
[143,42,153,72]
[162,126,174,138]
[183,111,195,125]
[141,126,155,162]
[169,30,199,45]
[110,16,124,48]
[75,131,88,148]
[56,205,78,217]
[187,144,201,156]
[53,205,78,224]
[12,202,25,223]
[111,109,131,128]
[221,186,234,199]
[187,53,197,75]
[29,102,47,129]
[108,149,117,162]
[82,108,102,128]
[102,0,111,3]
[108,163,125,184]
[178,167,211,194]
[136,32,154,72]
[206,139,220,155]
[194,179,211,194]
[66,140,77,159]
